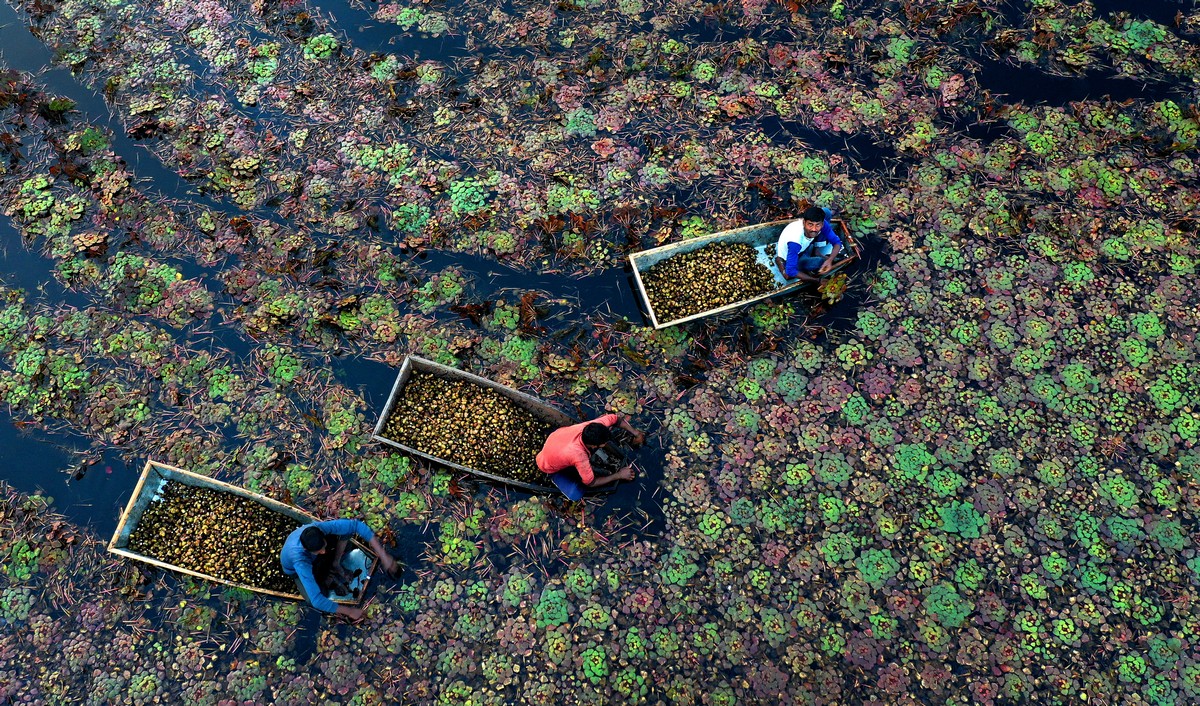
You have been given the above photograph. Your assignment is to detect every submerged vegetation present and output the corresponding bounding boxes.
[0,0,1199,704]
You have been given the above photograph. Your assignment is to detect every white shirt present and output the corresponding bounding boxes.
[775,220,815,260]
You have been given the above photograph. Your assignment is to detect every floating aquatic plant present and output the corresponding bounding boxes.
[1,1,1200,702]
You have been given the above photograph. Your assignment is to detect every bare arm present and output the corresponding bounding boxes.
[588,466,634,488]
[775,256,789,279]
[367,536,399,576]
[335,604,363,620]
[332,537,349,568]
[614,415,645,446]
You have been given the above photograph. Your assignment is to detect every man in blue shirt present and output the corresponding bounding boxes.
[280,519,398,620]
[774,206,843,282]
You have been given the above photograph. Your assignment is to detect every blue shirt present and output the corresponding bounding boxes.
[280,519,374,613]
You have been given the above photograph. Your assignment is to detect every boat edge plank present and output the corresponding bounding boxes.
[372,356,576,494]
[629,218,861,329]
[108,460,376,605]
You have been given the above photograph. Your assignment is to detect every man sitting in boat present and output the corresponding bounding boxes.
[775,206,843,282]
[537,413,646,501]
[281,519,398,620]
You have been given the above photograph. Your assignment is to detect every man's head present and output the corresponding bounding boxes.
[802,206,828,234]
[300,526,327,555]
[581,422,612,449]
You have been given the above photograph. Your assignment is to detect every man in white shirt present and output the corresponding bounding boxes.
[774,206,842,282]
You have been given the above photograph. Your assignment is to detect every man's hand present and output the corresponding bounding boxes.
[818,259,833,275]
[336,605,364,621]
[368,537,400,578]
[615,466,635,481]
[616,416,645,447]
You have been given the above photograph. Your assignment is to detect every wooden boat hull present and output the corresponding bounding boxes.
[628,218,861,328]
[372,356,580,494]
[108,460,376,604]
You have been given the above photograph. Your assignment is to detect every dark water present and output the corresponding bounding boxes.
[0,3,229,211]
[1092,0,1194,29]
[0,213,84,305]
[983,0,1196,105]
[0,0,1189,540]
[307,0,472,59]
[0,419,132,537]
[973,55,1183,105]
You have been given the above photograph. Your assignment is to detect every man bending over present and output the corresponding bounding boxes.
[280,519,398,619]
[537,413,646,501]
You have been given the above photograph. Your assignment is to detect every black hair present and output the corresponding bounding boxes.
[300,526,327,553]
[581,423,612,447]
[802,206,828,223]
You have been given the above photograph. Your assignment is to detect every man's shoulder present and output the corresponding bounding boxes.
[311,518,356,535]
[593,413,620,427]
[548,422,584,440]
[779,220,806,240]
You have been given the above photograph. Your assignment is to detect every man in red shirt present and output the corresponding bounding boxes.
[536,413,646,500]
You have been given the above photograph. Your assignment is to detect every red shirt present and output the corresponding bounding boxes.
[535,414,619,485]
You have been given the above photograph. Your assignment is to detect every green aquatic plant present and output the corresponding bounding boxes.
[659,547,699,586]
[856,547,899,589]
[563,108,597,138]
[749,301,793,332]
[924,583,973,628]
[938,501,987,539]
[302,34,339,60]
[580,646,608,684]
[985,448,1019,478]
[578,603,612,630]
[1149,517,1187,551]
[534,588,569,628]
[448,177,490,216]
[927,467,965,497]
[413,269,467,312]
[818,493,846,524]
[564,567,595,599]
[0,586,34,623]
[953,558,985,592]
[4,539,41,582]
[698,511,727,540]
[835,339,870,369]
[9,174,54,221]
[545,183,599,215]
[1107,516,1146,548]
[819,531,861,565]
[612,667,647,699]
[892,442,936,482]
[856,310,889,339]
[1099,474,1139,510]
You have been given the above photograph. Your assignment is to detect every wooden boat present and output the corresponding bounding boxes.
[373,355,619,494]
[108,460,376,604]
[629,218,861,329]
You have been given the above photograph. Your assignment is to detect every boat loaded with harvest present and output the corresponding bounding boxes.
[630,218,861,329]
[374,355,612,494]
[109,461,376,603]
